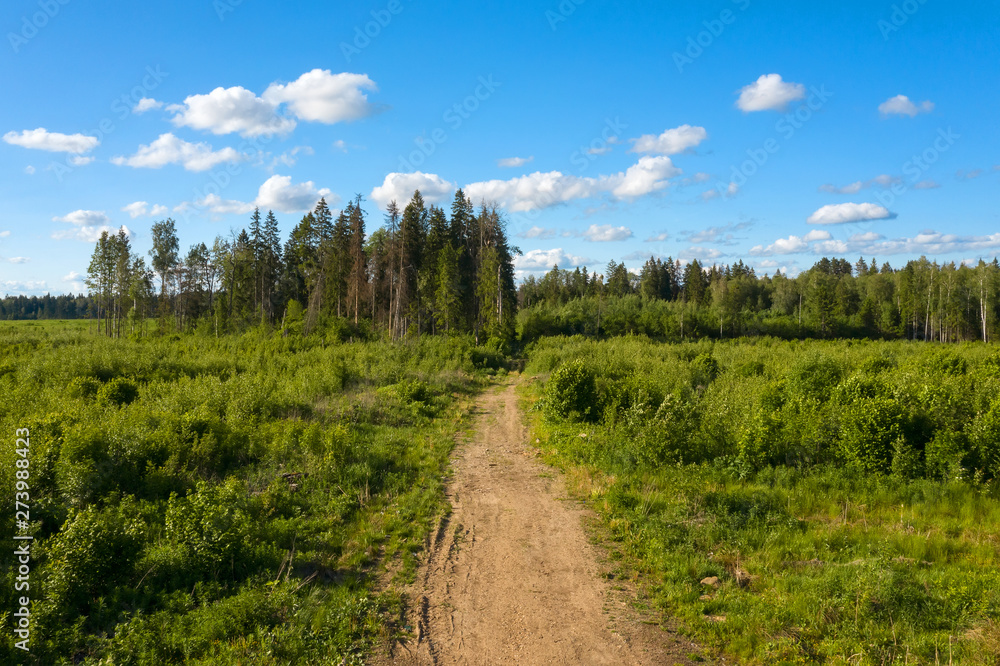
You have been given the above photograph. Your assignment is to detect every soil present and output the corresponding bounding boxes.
[377,379,709,665]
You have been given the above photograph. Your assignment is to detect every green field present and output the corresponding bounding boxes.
[523,336,1000,664]
[4,321,1000,664]
[0,321,503,664]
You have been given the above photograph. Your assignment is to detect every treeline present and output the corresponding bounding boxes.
[83,189,519,343]
[0,293,92,320]
[519,255,1000,343]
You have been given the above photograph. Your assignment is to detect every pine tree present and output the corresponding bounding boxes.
[347,195,367,324]
[400,191,427,335]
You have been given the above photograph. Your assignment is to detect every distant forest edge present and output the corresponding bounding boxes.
[4,188,1000,344]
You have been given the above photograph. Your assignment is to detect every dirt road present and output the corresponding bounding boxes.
[381,380,705,665]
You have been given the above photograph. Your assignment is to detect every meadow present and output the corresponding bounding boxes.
[0,321,503,665]
[524,336,1000,664]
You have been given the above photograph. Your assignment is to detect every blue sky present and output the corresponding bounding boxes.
[1,0,998,295]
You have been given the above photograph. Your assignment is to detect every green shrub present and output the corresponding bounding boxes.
[788,353,843,402]
[838,396,904,473]
[545,359,599,422]
[690,352,720,387]
[97,376,140,405]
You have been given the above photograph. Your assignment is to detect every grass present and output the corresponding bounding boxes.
[0,321,499,665]
[521,335,1000,665]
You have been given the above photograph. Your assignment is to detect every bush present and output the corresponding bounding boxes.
[690,352,720,387]
[97,376,139,405]
[545,359,599,422]
[788,353,843,402]
[838,396,904,473]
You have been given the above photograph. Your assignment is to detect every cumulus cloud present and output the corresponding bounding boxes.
[3,128,99,154]
[750,235,808,256]
[7,257,29,264]
[256,175,332,213]
[169,86,296,137]
[112,133,243,171]
[611,156,681,199]
[69,156,94,166]
[133,98,164,113]
[0,231,10,238]
[582,224,632,242]
[679,246,724,261]
[807,202,894,225]
[168,71,379,138]
[184,175,334,217]
[1,281,48,295]
[370,172,456,209]
[263,70,378,124]
[122,201,169,219]
[24,166,35,175]
[646,231,670,243]
[914,180,940,190]
[956,169,984,180]
[682,221,753,245]
[630,125,708,155]
[52,210,132,243]
[736,74,806,112]
[819,175,903,195]
[270,145,314,170]
[878,95,934,117]
[515,248,591,271]
[498,156,534,168]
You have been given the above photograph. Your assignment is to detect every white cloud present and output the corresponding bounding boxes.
[112,133,243,171]
[3,128,99,154]
[69,155,94,166]
[122,201,149,218]
[914,179,940,190]
[878,95,934,117]
[807,202,893,225]
[52,210,132,243]
[498,156,534,168]
[611,156,681,199]
[263,70,378,124]
[121,201,168,219]
[957,169,983,180]
[583,224,632,242]
[465,171,600,212]
[0,231,10,238]
[736,74,806,112]
[1,280,48,295]
[586,145,614,156]
[515,248,591,271]
[183,175,334,217]
[630,124,708,155]
[7,257,29,264]
[24,166,35,175]
[804,229,833,242]
[63,271,81,281]
[332,139,348,153]
[517,226,557,239]
[750,235,810,256]
[256,174,333,213]
[646,231,670,242]
[850,232,884,242]
[133,98,163,113]
[169,86,296,137]
[270,145,314,169]
[813,239,849,254]
[371,172,456,209]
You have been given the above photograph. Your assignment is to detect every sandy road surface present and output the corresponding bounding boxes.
[379,380,705,665]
